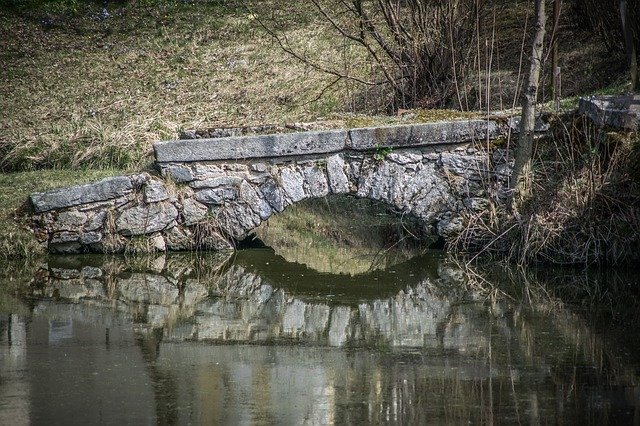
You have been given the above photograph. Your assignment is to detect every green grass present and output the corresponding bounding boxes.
[0,169,123,260]
[255,196,431,275]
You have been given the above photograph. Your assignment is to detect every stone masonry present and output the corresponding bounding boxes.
[29,119,516,254]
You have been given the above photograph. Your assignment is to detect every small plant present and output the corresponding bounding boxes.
[373,145,392,161]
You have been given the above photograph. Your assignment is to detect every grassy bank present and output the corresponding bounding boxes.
[0,0,634,263]
[0,0,626,172]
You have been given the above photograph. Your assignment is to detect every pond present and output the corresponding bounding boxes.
[1,247,639,424]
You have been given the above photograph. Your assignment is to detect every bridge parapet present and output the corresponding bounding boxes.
[28,119,512,254]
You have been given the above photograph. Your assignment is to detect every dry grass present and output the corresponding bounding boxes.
[0,0,627,172]
[452,117,640,266]
[0,1,362,171]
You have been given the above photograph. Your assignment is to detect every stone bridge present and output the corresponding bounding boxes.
[29,119,514,253]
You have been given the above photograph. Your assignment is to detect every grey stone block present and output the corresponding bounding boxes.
[116,202,178,236]
[579,95,640,130]
[143,180,170,203]
[30,176,135,213]
[348,120,499,151]
[154,129,348,162]
[195,187,238,205]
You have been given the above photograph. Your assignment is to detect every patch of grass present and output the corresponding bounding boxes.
[255,195,430,274]
[0,169,123,261]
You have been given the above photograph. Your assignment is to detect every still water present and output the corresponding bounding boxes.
[1,249,639,425]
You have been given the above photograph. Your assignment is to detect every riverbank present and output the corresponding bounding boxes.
[1,0,636,266]
[452,114,640,266]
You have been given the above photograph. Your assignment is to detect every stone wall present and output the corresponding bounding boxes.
[28,119,514,254]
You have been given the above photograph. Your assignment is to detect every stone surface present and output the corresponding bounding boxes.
[347,120,499,150]
[325,154,350,194]
[30,176,136,213]
[579,95,640,130]
[195,187,238,205]
[143,180,170,203]
[28,118,528,254]
[160,164,194,183]
[154,129,348,162]
[116,202,178,236]
[181,198,209,225]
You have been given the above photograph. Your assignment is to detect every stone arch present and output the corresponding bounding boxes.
[183,150,466,244]
[29,120,514,253]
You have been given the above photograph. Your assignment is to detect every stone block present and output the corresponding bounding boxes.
[259,180,286,213]
[154,129,348,162]
[182,198,209,226]
[30,176,135,213]
[116,202,178,236]
[579,95,640,130]
[279,167,305,203]
[302,165,329,198]
[195,187,238,205]
[348,120,499,151]
[160,164,194,183]
[143,180,170,203]
[190,176,244,189]
[53,210,88,232]
[325,154,350,194]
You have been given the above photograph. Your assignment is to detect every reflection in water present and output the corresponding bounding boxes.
[0,250,639,424]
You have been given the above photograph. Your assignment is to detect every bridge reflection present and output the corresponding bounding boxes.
[1,251,638,424]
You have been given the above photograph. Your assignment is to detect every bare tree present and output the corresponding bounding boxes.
[510,0,547,200]
[619,0,638,91]
[261,0,485,111]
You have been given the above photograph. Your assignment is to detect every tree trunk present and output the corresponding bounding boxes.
[619,0,638,92]
[510,0,547,200]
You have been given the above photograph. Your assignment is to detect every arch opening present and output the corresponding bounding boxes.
[237,194,440,275]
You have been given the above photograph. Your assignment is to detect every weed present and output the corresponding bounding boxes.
[373,145,392,162]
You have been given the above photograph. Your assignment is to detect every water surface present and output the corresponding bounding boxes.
[1,249,639,424]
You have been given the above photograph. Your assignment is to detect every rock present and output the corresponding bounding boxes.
[84,211,107,232]
[579,95,640,130]
[143,180,170,203]
[164,226,195,251]
[195,187,237,205]
[159,164,194,183]
[437,216,464,238]
[150,234,166,251]
[182,198,209,225]
[325,154,350,194]
[30,176,135,213]
[52,210,88,232]
[259,180,287,213]
[463,197,490,212]
[239,181,272,220]
[116,202,178,236]
[190,176,244,189]
[302,165,329,198]
[279,167,305,202]
[50,242,83,254]
[348,120,499,150]
[50,231,80,244]
[80,232,102,244]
